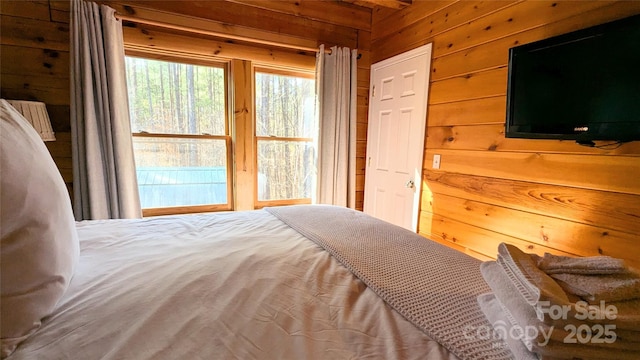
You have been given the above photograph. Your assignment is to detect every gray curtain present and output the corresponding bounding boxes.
[316,45,358,208]
[70,0,141,220]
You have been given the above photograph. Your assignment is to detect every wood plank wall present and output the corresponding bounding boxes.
[371,1,640,268]
[1,0,72,196]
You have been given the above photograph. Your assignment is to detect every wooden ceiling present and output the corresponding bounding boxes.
[341,0,412,9]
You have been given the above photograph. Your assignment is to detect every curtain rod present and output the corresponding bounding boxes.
[115,13,334,55]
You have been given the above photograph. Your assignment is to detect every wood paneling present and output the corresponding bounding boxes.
[1,74,70,106]
[371,0,464,42]
[419,212,579,258]
[427,96,506,127]
[429,67,507,104]
[123,24,316,70]
[372,1,640,267]
[1,1,72,194]
[106,1,361,48]
[357,30,371,51]
[232,59,254,211]
[422,211,640,271]
[107,2,319,52]
[430,1,640,81]
[342,0,412,11]
[426,233,494,262]
[371,1,517,63]
[430,1,613,58]
[0,0,50,20]
[424,193,638,260]
[427,124,640,155]
[1,45,69,79]
[50,1,71,23]
[422,171,640,236]
[45,131,72,158]
[424,149,640,196]
[0,15,69,51]
[225,0,372,31]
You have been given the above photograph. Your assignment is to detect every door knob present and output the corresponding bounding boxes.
[405,180,415,189]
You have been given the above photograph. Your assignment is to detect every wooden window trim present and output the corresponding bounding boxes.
[143,204,231,217]
[231,59,255,211]
[133,133,229,140]
[254,198,312,209]
[255,136,313,142]
[126,48,229,70]
[126,53,234,215]
[254,66,315,79]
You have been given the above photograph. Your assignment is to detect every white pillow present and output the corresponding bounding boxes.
[0,99,79,357]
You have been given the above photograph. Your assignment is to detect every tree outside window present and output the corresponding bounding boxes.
[125,56,231,214]
[255,69,317,204]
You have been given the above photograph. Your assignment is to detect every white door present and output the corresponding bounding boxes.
[363,44,432,231]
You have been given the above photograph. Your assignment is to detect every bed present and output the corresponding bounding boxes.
[8,207,517,360]
[0,99,510,359]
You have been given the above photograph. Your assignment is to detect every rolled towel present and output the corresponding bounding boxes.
[497,243,570,306]
[550,272,640,303]
[533,252,628,275]
[498,243,640,331]
[481,262,567,349]
[477,292,538,360]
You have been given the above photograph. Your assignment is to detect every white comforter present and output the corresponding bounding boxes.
[10,210,458,360]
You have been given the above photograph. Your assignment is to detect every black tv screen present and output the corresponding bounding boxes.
[505,14,640,143]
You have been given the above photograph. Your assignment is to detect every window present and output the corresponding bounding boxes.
[125,56,316,214]
[255,68,317,206]
[125,56,231,215]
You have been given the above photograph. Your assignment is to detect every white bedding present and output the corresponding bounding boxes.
[10,210,459,359]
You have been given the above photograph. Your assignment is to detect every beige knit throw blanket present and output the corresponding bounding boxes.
[266,205,512,360]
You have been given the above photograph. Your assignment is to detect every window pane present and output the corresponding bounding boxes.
[133,137,228,208]
[255,72,316,138]
[257,140,315,201]
[125,57,226,135]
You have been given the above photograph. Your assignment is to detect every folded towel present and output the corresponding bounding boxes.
[481,261,640,352]
[534,293,640,333]
[477,293,538,360]
[533,252,628,275]
[481,262,567,349]
[497,243,570,306]
[551,272,640,303]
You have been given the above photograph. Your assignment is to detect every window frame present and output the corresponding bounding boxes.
[125,52,234,216]
[253,66,316,208]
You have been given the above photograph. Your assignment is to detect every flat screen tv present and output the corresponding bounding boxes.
[505,14,640,144]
